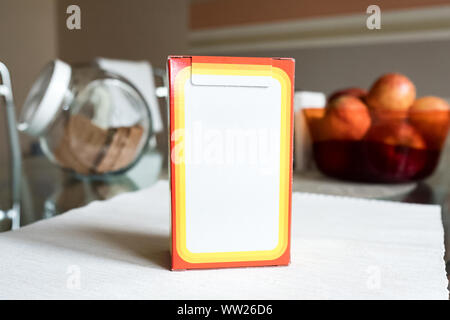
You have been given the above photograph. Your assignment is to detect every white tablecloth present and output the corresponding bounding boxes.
[0,180,447,299]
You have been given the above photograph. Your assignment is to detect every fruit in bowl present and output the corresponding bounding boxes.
[365,121,426,150]
[364,122,428,181]
[409,96,450,149]
[303,73,449,183]
[316,94,371,141]
[327,87,368,102]
[366,73,416,120]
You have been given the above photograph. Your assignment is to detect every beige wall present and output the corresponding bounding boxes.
[0,0,188,105]
[190,0,450,29]
[0,0,58,109]
[57,0,188,68]
[0,0,58,157]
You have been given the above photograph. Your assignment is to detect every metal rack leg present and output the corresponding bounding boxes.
[0,62,22,230]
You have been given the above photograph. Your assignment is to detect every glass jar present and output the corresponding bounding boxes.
[18,60,151,178]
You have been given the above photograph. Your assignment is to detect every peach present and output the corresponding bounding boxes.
[410,96,450,149]
[366,73,416,119]
[316,95,371,141]
[366,121,426,150]
[328,87,368,103]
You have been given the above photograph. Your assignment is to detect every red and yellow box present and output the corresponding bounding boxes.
[168,56,294,270]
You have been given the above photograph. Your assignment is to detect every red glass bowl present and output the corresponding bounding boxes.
[303,108,449,183]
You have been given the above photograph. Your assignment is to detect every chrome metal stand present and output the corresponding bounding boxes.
[0,62,21,229]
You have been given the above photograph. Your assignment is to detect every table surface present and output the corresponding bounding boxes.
[0,150,449,294]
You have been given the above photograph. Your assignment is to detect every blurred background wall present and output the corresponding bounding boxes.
[1,0,450,157]
[188,0,450,98]
[0,0,58,154]
[190,0,450,28]
[56,0,188,68]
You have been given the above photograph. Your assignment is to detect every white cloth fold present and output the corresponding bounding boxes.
[0,180,447,299]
